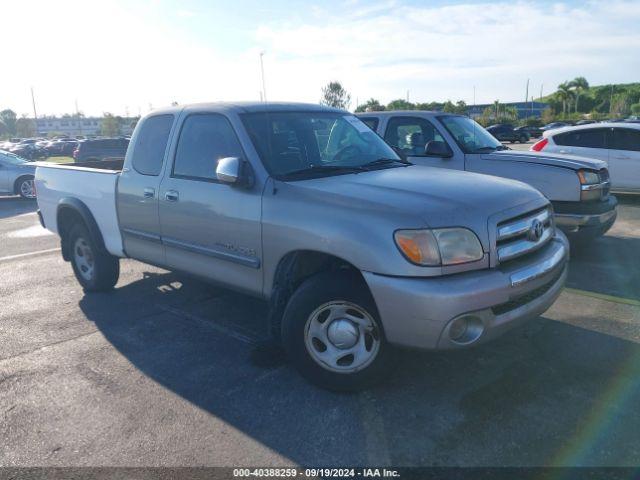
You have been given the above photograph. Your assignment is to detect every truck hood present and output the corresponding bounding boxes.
[484,150,607,170]
[287,165,545,243]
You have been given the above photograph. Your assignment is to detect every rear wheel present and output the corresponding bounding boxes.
[15,176,36,199]
[281,271,390,391]
[68,224,119,292]
[519,135,528,143]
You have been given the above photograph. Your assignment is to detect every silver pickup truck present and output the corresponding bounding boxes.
[357,111,618,242]
[36,102,568,391]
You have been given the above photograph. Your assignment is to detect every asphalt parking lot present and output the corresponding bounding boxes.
[1,195,639,467]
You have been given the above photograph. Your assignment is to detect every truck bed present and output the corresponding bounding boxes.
[35,160,125,257]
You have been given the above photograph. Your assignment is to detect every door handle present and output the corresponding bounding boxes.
[165,190,179,202]
[612,155,630,160]
[143,187,155,199]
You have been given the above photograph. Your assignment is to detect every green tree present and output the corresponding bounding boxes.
[386,99,415,110]
[0,109,18,136]
[569,77,589,113]
[355,98,386,113]
[320,81,351,109]
[630,103,640,115]
[16,117,36,137]
[101,113,122,136]
[556,82,574,115]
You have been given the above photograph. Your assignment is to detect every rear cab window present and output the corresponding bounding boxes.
[360,117,379,132]
[131,114,174,176]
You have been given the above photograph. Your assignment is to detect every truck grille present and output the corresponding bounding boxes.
[496,207,553,263]
[600,168,610,198]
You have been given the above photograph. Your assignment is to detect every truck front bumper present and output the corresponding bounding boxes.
[552,196,618,239]
[362,232,569,350]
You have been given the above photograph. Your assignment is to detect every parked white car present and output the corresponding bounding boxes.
[531,123,640,193]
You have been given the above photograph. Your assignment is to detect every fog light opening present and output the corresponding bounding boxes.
[448,315,484,345]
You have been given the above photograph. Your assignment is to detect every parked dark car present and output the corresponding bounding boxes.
[515,125,543,138]
[8,143,47,160]
[73,138,129,162]
[44,139,79,157]
[486,124,530,143]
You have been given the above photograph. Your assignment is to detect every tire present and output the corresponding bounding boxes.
[281,271,391,392]
[15,176,36,199]
[68,224,120,292]
[519,135,527,143]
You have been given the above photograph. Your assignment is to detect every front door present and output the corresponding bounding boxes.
[159,113,263,296]
[609,127,640,191]
[383,116,464,170]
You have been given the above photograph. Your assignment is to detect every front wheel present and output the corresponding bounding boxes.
[68,224,120,292]
[281,271,390,391]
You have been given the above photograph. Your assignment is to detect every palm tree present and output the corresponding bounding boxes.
[569,77,589,113]
[556,82,574,115]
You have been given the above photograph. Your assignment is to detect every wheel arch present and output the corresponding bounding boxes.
[266,249,369,339]
[56,198,107,261]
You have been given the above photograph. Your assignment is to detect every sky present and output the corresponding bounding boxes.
[3,0,640,117]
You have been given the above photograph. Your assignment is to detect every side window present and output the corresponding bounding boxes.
[384,117,445,156]
[360,117,379,132]
[131,114,174,176]
[611,128,640,152]
[554,128,607,149]
[173,114,243,181]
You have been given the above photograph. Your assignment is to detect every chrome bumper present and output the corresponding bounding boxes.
[363,232,569,351]
[554,208,617,229]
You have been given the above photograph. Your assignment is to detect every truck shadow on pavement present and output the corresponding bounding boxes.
[79,270,640,466]
[0,197,37,219]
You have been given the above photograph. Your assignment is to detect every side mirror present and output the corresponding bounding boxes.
[424,141,453,158]
[216,157,241,184]
[216,157,254,188]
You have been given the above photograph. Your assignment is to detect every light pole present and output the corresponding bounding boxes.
[259,51,267,102]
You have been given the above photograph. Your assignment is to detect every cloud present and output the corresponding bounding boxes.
[256,0,640,105]
[3,0,640,115]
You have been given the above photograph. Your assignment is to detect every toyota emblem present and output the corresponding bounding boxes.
[528,219,544,241]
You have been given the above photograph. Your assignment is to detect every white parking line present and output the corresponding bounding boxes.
[0,248,61,263]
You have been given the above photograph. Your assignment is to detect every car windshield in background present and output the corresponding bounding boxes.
[241,112,402,179]
[438,115,504,154]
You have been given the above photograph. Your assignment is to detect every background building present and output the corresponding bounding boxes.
[467,101,549,120]
[35,116,137,136]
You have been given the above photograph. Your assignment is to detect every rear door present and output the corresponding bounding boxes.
[551,128,609,161]
[158,113,263,295]
[383,115,463,169]
[117,114,175,265]
[609,127,640,191]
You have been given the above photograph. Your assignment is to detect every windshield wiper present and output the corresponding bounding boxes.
[360,158,411,170]
[278,164,365,179]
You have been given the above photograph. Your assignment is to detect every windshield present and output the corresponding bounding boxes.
[437,115,503,154]
[0,151,27,165]
[241,112,401,178]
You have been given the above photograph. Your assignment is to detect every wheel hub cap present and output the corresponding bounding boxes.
[327,319,359,349]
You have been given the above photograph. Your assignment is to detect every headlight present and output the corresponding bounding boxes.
[394,228,484,266]
[577,169,600,185]
[578,169,604,201]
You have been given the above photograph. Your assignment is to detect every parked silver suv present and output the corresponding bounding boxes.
[36,103,568,390]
